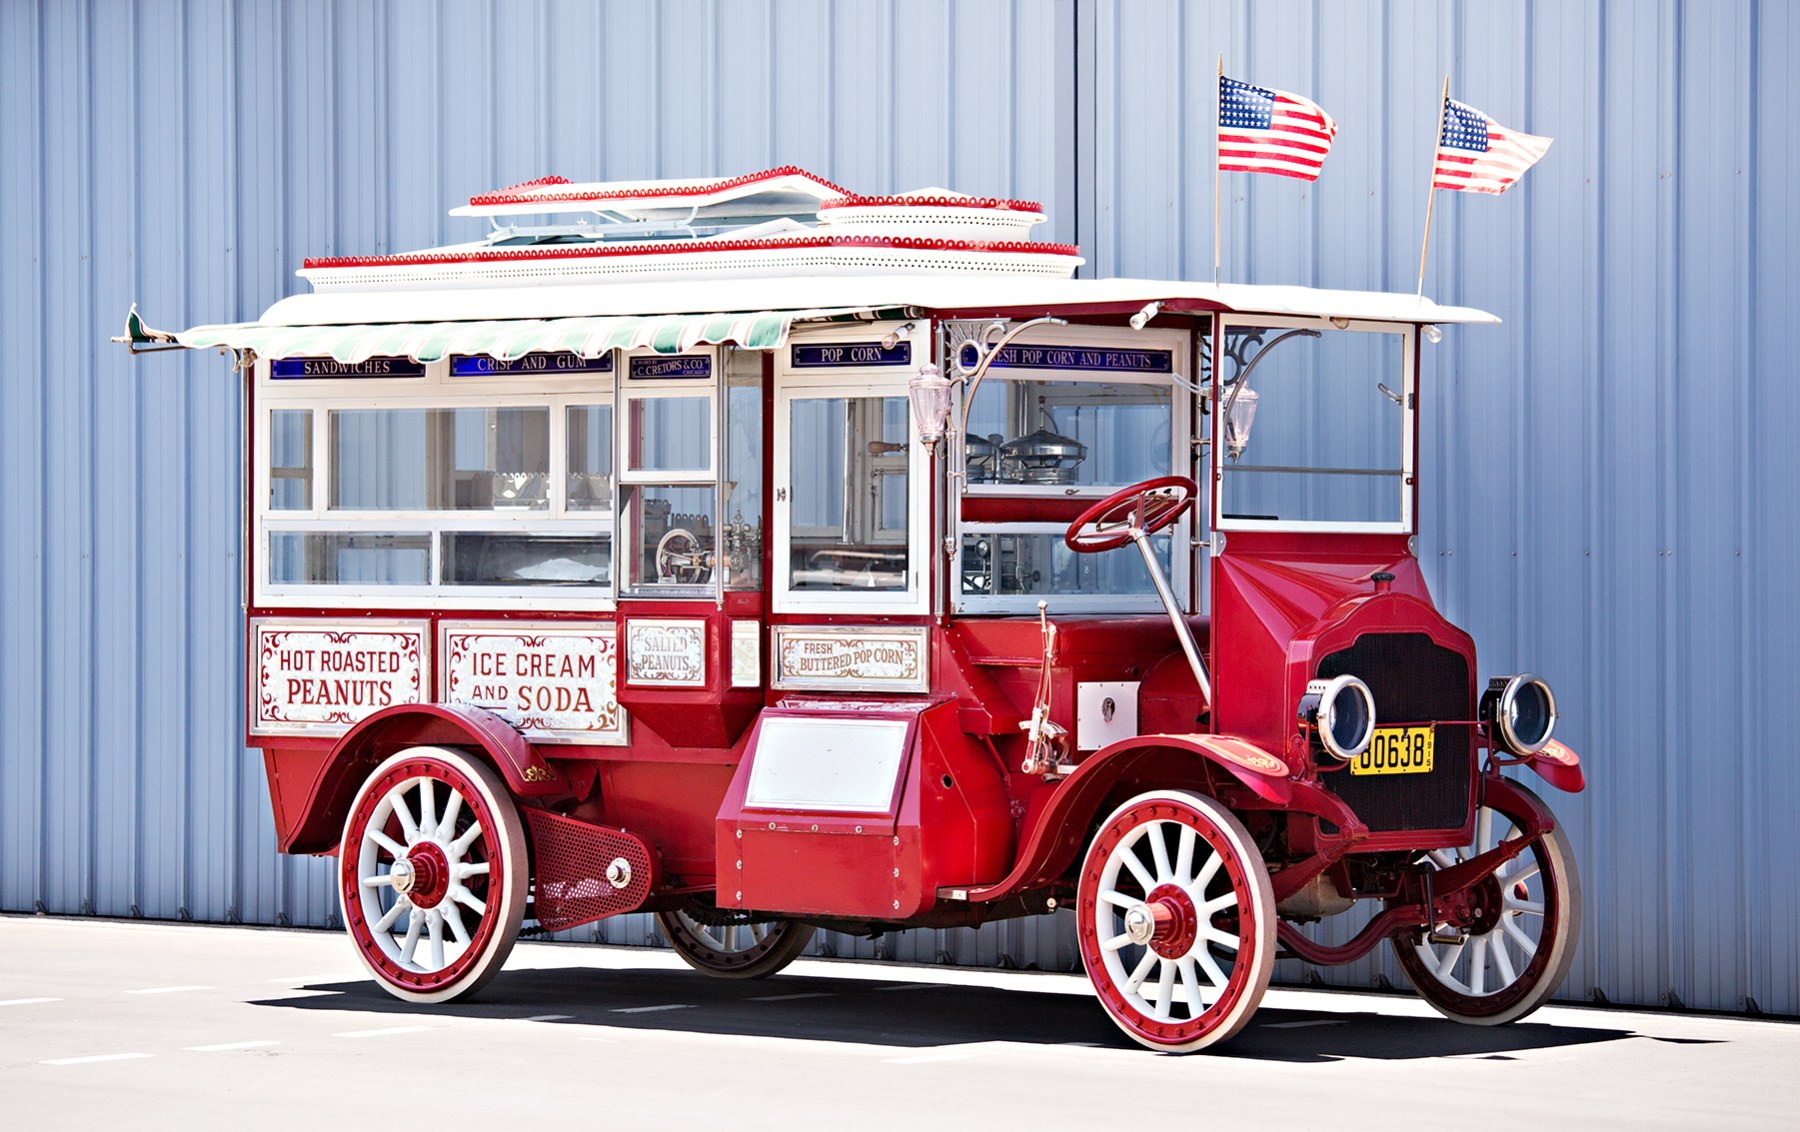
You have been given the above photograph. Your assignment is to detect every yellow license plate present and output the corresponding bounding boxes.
[1351,727,1435,775]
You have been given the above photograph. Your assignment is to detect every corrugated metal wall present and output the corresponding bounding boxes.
[1,0,1792,1015]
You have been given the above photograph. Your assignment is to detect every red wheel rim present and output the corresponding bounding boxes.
[1077,795,1262,1048]
[340,754,507,996]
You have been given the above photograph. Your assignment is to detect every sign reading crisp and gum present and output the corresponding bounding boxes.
[772,626,929,693]
[441,623,625,744]
[252,620,428,734]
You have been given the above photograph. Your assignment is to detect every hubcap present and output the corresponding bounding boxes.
[389,858,416,896]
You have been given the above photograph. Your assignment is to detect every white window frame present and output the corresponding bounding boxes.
[615,346,724,599]
[251,354,619,611]
[773,323,930,616]
[1211,316,1415,536]
[953,324,1192,614]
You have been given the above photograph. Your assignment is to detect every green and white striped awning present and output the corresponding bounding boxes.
[117,305,859,362]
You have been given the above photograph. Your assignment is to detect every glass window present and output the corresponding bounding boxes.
[960,529,1171,600]
[267,532,431,586]
[626,396,711,474]
[442,532,612,587]
[566,404,614,511]
[722,349,763,590]
[788,396,910,592]
[965,378,1171,489]
[627,484,716,589]
[269,409,312,510]
[328,407,549,511]
[1216,325,1406,527]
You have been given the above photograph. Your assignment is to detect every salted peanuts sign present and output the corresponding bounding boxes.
[440,623,625,745]
[252,620,428,735]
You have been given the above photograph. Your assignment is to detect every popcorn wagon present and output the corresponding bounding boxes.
[122,167,1585,1052]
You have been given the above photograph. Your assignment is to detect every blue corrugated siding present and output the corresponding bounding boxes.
[0,0,1792,1015]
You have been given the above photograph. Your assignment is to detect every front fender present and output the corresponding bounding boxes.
[1520,739,1585,793]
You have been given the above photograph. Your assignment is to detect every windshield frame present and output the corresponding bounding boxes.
[1209,315,1417,536]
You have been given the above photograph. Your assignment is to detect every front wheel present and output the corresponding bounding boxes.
[1391,783,1582,1025]
[657,901,816,979]
[1076,790,1277,1053]
[338,746,529,1003]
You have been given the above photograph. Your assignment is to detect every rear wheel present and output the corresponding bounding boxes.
[657,900,816,979]
[1076,790,1277,1053]
[1391,783,1581,1025]
[338,746,528,1003]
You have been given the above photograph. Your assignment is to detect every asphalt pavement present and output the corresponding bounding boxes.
[1,914,1793,1128]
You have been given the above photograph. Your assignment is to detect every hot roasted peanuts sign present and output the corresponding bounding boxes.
[772,626,929,693]
[440,623,625,744]
[252,620,428,735]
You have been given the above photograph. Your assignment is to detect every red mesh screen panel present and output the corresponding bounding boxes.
[523,809,659,932]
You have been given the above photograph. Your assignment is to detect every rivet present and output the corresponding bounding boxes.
[811,824,819,832]
[854,825,863,834]
[735,859,742,869]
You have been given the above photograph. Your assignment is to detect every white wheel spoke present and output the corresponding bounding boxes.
[751,922,769,944]
[450,821,484,855]
[1433,940,1465,980]
[1119,841,1156,892]
[452,861,489,881]
[1477,807,1493,854]
[428,911,446,969]
[1469,935,1489,995]
[1199,890,1238,916]
[1492,930,1518,986]
[1099,889,1139,910]
[391,793,420,843]
[451,885,487,916]
[374,899,409,934]
[1178,957,1205,1017]
[1195,946,1229,991]
[439,792,464,838]
[1199,923,1239,952]
[361,873,396,889]
[418,779,438,839]
[369,830,407,859]
[1152,958,1176,1017]
[442,902,471,947]
[1501,860,1541,885]
[1174,825,1197,886]
[1427,848,1458,869]
[1101,931,1135,952]
[1502,915,1539,958]
[400,913,423,963]
[1506,897,1546,917]
[1125,949,1159,993]
[1190,850,1222,902]
[1148,822,1173,883]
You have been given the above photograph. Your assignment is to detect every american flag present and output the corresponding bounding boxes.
[1218,76,1338,182]
[1433,98,1553,194]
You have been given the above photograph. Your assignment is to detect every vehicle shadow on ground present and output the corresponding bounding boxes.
[251,962,1663,1062]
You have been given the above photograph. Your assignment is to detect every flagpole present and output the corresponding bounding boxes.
[1416,74,1451,300]
[1214,54,1223,287]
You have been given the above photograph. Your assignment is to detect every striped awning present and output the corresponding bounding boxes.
[117,306,851,362]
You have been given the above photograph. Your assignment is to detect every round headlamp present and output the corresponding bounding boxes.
[1298,674,1377,761]
[1482,673,1557,755]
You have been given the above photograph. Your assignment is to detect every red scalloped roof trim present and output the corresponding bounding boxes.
[303,235,1081,271]
[467,165,854,208]
[818,194,1044,214]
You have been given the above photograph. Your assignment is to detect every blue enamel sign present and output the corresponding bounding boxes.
[450,352,613,377]
[790,341,912,368]
[271,356,427,379]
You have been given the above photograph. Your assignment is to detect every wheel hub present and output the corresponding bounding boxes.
[403,842,451,910]
[1127,884,1200,959]
[388,857,416,896]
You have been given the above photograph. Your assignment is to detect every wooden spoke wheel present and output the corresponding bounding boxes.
[1076,790,1277,1053]
[338,746,528,1003]
[1391,783,1582,1025]
[657,901,816,979]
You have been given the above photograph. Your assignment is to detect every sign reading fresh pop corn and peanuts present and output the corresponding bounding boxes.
[440,623,625,744]
[252,620,428,735]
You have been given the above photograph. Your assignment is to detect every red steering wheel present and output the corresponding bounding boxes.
[1064,475,1198,553]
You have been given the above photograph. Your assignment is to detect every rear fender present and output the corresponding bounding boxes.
[958,733,1290,903]
[282,704,568,854]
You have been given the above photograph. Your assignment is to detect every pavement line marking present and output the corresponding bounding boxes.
[41,1053,154,1066]
[611,1004,693,1014]
[884,1051,981,1065]
[0,997,62,1007]
[875,983,949,992]
[1264,1019,1348,1029]
[334,1026,436,1038]
[526,1014,573,1022]
[126,985,214,995]
[184,1041,281,1052]
[266,974,348,984]
[747,992,836,1002]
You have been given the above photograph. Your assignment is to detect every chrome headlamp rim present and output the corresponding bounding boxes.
[1487,672,1557,756]
[1302,674,1377,762]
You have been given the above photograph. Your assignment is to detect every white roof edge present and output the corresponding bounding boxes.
[253,276,1499,329]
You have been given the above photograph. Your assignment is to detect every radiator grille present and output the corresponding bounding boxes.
[1316,632,1472,832]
